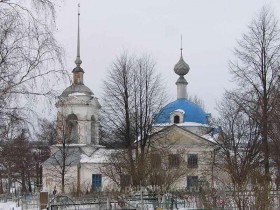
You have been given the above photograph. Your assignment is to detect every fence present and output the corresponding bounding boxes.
[0,190,280,210]
[21,197,40,210]
[50,202,107,210]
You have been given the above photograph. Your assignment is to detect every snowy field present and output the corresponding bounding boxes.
[0,204,198,210]
[0,202,21,210]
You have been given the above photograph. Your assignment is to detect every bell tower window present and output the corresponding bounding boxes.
[174,115,180,124]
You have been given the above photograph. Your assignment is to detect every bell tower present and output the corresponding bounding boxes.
[56,4,101,145]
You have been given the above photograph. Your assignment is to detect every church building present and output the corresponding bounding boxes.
[42,10,219,194]
[151,46,218,190]
[42,10,112,194]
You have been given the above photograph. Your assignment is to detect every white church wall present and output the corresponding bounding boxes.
[42,164,78,194]
[79,163,115,193]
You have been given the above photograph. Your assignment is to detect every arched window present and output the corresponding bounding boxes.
[66,114,78,143]
[174,115,180,124]
[91,115,96,144]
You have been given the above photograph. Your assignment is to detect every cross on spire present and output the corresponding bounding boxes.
[75,3,82,66]
[180,34,183,57]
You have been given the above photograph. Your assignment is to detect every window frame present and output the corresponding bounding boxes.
[169,154,180,168]
[170,110,184,124]
[187,154,198,168]
[187,175,198,189]
[92,174,102,192]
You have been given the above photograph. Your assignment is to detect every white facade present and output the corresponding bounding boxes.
[151,124,218,190]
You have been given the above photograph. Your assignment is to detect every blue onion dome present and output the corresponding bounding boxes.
[174,55,190,76]
[155,98,209,124]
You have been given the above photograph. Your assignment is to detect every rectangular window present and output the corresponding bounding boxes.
[169,154,180,168]
[92,174,102,192]
[187,176,198,189]
[150,154,161,169]
[188,154,198,168]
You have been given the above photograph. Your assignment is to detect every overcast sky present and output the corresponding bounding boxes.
[55,0,280,117]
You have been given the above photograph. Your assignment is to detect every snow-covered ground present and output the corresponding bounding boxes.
[0,202,21,210]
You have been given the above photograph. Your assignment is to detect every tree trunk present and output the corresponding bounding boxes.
[27,171,32,194]
[21,170,26,194]
[0,174,3,194]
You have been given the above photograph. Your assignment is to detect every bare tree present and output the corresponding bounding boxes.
[215,6,280,209]
[229,6,280,176]
[0,1,67,192]
[42,108,81,194]
[0,0,66,136]
[0,128,38,195]
[12,130,36,194]
[268,90,280,189]
[0,109,26,194]
[36,118,57,146]
[146,147,189,191]
[214,92,270,209]
[102,52,167,186]
[187,94,206,111]
[100,141,189,192]
[33,118,56,188]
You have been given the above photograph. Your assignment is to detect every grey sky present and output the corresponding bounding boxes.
[55,0,280,117]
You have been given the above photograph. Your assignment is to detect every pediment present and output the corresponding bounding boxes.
[80,145,105,156]
[151,125,216,147]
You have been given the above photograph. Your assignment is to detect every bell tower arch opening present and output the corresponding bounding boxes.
[91,115,96,144]
[66,114,78,143]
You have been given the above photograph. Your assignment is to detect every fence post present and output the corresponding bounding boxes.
[39,191,48,210]
[107,197,110,210]
[140,184,144,210]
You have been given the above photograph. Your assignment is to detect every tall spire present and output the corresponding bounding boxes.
[75,4,82,66]
[72,3,84,85]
